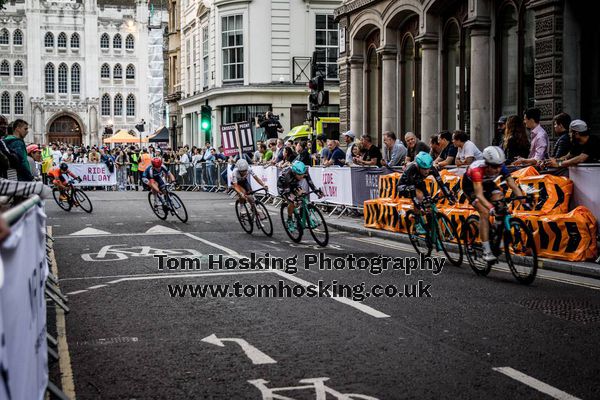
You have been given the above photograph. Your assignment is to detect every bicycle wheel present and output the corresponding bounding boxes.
[235,200,253,234]
[504,217,538,285]
[148,192,167,220]
[307,204,329,247]
[435,213,462,267]
[52,188,72,211]
[255,201,273,237]
[73,189,93,213]
[280,203,303,242]
[406,210,432,257]
[168,193,188,223]
[464,215,491,276]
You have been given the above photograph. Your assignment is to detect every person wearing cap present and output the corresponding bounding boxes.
[545,119,599,168]
[493,116,508,146]
[26,144,42,181]
[341,130,356,165]
[381,131,406,168]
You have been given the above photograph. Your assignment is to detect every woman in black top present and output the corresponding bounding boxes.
[502,115,530,164]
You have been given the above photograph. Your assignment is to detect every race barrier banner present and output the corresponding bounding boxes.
[0,205,48,400]
[309,167,353,206]
[569,164,600,223]
[67,163,117,186]
[249,165,281,197]
[351,167,398,206]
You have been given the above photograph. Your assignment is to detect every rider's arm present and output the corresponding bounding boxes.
[304,172,318,192]
[473,181,494,211]
[506,176,523,198]
[431,168,453,199]
[252,174,266,188]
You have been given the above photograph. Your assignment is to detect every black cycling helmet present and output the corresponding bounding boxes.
[59,162,69,172]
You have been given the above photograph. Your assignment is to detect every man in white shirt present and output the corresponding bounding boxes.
[453,130,483,166]
[51,143,62,166]
[341,130,355,165]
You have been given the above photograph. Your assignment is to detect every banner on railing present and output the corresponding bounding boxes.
[0,205,48,400]
[250,165,280,197]
[67,163,117,186]
[309,167,353,206]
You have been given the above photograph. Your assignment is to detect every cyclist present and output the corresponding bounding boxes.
[231,159,268,204]
[141,157,176,205]
[277,160,323,231]
[462,146,525,262]
[49,162,82,201]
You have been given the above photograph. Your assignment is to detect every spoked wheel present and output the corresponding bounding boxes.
[464,215,491,276]
[235,199,254,234]
[73,189,93,213]
[306,204,329,247]
[168,193,188,223]
[52,188,72,211]
[254,201,273,237]
[435,213,462,267]
[280,203,303,242]
[504,217,538,285]
[148,192,167,220]
[406,210,432,257]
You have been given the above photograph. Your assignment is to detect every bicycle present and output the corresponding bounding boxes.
[403,193,463,267]
[52,179,93,213]
[280,190,329,247]
[463,195,538,285]
[148,184,188,223]
[235,187,273,236]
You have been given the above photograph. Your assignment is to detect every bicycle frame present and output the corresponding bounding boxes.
[411,195,445,251]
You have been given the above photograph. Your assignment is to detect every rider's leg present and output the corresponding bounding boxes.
[473,199,495,261]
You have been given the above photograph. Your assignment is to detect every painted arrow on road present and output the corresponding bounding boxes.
[201,334,276,365]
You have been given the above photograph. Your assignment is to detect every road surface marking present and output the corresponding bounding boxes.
[60,269,247,282]
[70,227,111,236]
[145,225,181,234]
[493,367,581,400]
[87,284,108,290]
[202,334,276,365]
[66,289,89,295]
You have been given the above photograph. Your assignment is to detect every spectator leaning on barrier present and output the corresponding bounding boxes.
[3,119,34,181]
[404,132,430,164]
[272,138,285,165]
[295,141,311,166]
[434,130,457,168]
[502,115,530,165]
[453,130,483,167]
[263,141,275,162]
[354,134,382,167]
[429,136,441,160]
[551,112,572,159]
[545,119,599,168]
[341,130,356,165]
[514,107,548,166]
[493,116,507,146]
[322,139,345,167]
[381,131,406,168]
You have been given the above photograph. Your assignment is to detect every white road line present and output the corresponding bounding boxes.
[107,270,271,284]
[66,289,88,295]
[61,270,246,282]
[54,231,180,239]
[493,367,582,400]
[184,232,241,256]
[87,284,108,290]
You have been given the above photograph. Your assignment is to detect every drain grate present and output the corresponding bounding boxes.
[519,298,600,324]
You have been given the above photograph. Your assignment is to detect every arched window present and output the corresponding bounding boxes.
[45,63,55,93]
[45,32,54,48]
[114,93,123,116]
[100,33,110,49]
[125,34,134,50]
[101,63,110,79]
[14,92,24,115]
[0,92,9,115]
[71,33,80,49]
[13,60,23,77]
[58,63,68,93]
[0,29,8,45]
[57,32,67,48]
[13,30,23,46]
[126,64,135,79]
[126,94,135,116]
[101,94,111,116]
[71,63,80,94]
[114,64,122,79]
[113,33,122,48]
[0,60,9,77]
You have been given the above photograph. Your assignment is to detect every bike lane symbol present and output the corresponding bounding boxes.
[81,244,203,262]
[248,377,379,400]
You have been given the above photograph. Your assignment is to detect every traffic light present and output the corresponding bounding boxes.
[200,105,212,132]
[308,76,328,109]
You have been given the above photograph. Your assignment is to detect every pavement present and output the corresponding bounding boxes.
[46,190,600,399]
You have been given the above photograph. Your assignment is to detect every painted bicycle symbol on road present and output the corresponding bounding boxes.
[81,244,203,262]
[249,377,379,400]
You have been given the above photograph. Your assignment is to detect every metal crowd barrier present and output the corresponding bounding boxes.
[164,162,229,192]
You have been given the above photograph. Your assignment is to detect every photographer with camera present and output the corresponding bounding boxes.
[255,111,283,140]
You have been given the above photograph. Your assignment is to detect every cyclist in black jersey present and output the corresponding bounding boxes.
[277,160,323,231]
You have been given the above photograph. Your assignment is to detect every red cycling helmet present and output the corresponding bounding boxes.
[151,157,162,168]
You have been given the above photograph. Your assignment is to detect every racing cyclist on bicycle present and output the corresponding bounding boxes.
[49,162,82,201]
[142,157,176,206]
[277,160,323,231]
[231,159,268,204]
[462,146,525,262]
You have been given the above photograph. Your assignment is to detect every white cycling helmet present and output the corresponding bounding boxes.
[236,159,249,171]
[482,146,506,166]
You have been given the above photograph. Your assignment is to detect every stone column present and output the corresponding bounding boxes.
[416,35,439,142]
[349,56,364,136]
[378,46,397,134]
[466,19,491,149]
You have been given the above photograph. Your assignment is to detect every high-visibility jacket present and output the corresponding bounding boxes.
[130,153,139,172]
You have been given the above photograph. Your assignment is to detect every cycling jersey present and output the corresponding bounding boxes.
[277,167,317,196]
[48,167,77,183]
[142,165,170,187]
[462,159,510,202]
[396,162,452,199]
[231,167,255,192]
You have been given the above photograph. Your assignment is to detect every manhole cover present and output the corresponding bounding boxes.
[519,298,600,324]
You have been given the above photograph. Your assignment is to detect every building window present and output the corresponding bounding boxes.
[13,60,23,77]
[45,63,55,93]
[203,25,209,88]
[0,92,9,115]
[45,32,54,48]
[71,33,80,49]
[101,63,110,79]
[315,15,338,79]
[57,32,67,48]
[126,64,135,79]
[400,31,421,135]
[113,33,122,49]
[14,92,23,115]
[71,63,80,94]
[101,94,111,116]
[0,60,9,77]
[222,104,270,124]
[0,29,8,45]
[126,94,135,116]
[58,63,68,93]
[100,33,110,49]
[442,20,471,133]
[114,64,122,79]
[13,30,23,46]
[125,34,134,49]
[221,14,243,81]
[114,93,123,116]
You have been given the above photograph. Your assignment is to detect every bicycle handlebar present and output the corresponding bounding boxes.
[247,187,268,195]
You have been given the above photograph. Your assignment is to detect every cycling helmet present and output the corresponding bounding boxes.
[483,146,506,166]
[151,157,163,168]
[415,151,433,169]
[291,160,307,175]
[235,159,249,172]
[59,162,69,172]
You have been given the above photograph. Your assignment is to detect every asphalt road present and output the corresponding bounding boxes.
[48,190,600,400]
